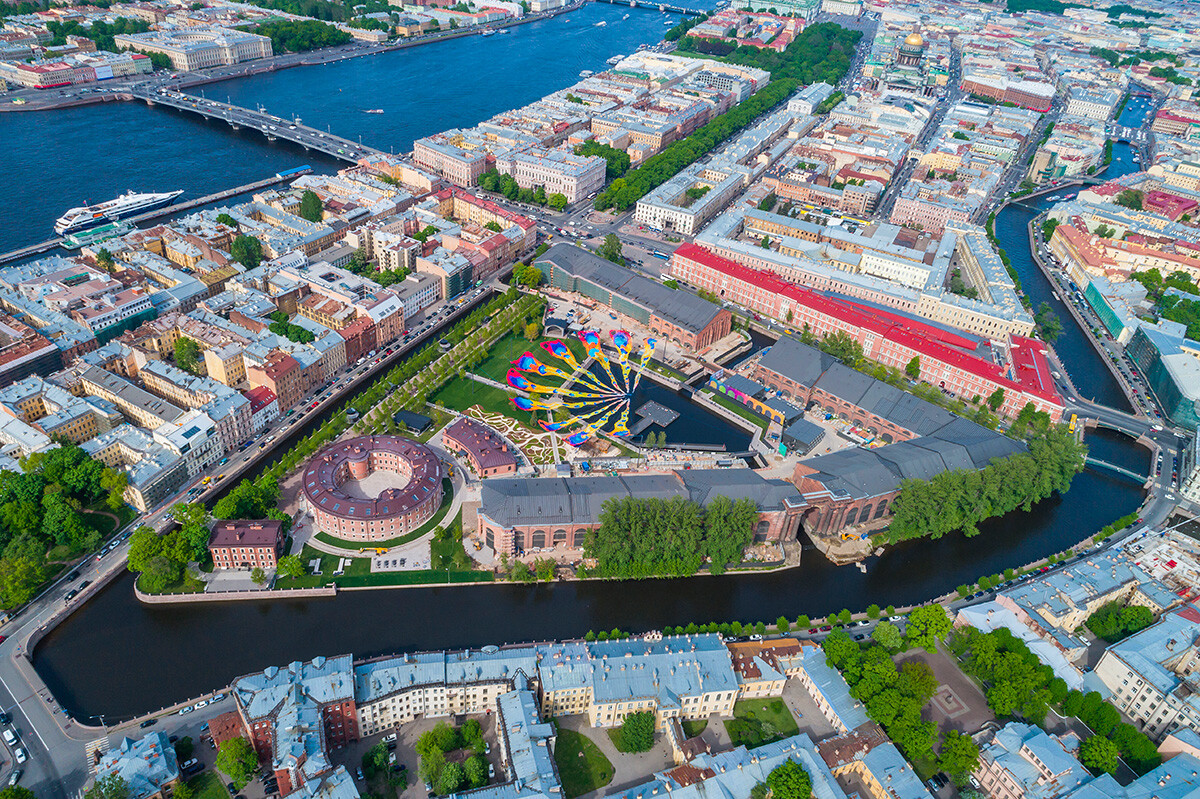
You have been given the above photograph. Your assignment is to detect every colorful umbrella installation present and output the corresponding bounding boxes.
[506,330,658,446]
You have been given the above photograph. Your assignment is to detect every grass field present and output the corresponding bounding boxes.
[681,718,708,738]
[287,546,491,588]
[553,728,614,799]
[472,334,589,383]
[432,376,525,422]
[701,389,769,431]
[723,698,798,749]
[186,771,230,799]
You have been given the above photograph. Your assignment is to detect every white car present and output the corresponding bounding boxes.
[2,729,15,746]
[13,749,24,764]
[178,705,194,715]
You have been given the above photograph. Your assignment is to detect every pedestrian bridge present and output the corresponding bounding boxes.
[1085,457,1148,483]
[127,87,384,162]
[591,0,703,15]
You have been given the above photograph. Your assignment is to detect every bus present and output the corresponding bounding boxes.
[1068,414,1078,433]
[650,250,669,259]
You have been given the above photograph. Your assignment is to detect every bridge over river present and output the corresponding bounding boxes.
[126,87,385,163]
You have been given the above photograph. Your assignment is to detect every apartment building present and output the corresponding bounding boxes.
[494,146,606,204]
[82,424,189,511]
[138,359,252,452]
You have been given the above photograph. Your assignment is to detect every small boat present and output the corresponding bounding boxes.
[580,69,594,77]
[362,109,384,114]
[497,27,509,33]
[664,19,672,24]
[607,54,624,65]
[595,20,607,26]
[481,28,495,35]
[622,13,629,18]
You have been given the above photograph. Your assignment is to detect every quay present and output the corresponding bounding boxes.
[0,169,308,266]
[125,87,382,161]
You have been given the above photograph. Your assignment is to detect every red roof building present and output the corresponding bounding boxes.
[670,243,1063,419]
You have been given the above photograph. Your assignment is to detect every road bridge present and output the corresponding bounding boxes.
[590,0,703,15]
[126,87,384,162]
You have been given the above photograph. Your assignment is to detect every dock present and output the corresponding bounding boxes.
[0,170,307,266]
[629,401,680,436]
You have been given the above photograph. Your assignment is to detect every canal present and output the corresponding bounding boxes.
[28,55,1158,721]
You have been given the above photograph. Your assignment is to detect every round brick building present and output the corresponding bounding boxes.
[301,435,444,542]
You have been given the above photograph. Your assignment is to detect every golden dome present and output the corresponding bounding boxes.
[903,32,924,48]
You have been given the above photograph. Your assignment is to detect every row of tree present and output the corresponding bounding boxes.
[883,427,1086,542]
[477,170,568,209]
[45,18,150,52]
[584,495,759,578]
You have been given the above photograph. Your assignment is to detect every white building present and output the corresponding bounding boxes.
[114,27,273,71]
[494,146,606,204]
[1064,85,1122,121]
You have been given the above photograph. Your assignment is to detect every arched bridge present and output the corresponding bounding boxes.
[1085,457,1148,483]
[127,87,384,163]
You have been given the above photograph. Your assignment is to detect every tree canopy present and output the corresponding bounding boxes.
[584,495,758,578]
[248,19,351,52]
[1086,601,1154,643]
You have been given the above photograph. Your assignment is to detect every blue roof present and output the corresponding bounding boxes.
[979,723,1093,799]
[802,649,869,731]
[1104,603,1200,705]
[612,734,848,799]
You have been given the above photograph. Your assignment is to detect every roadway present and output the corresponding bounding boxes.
[127,87,380,162]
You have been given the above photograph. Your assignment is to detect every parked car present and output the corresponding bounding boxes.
[8,769,21,786]
[140,719,157,728]
[2,729,17,746]
[14,749,25,764]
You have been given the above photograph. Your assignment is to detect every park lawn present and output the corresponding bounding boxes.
[432,376,527,423]
[701,389,769,431]
[680,718,708,738]
[472,334,589,383]
[554,728,614,799]
[311,479,454,552]
[723,698,798,749]
[186,771,230,799]
[282,544,491,589]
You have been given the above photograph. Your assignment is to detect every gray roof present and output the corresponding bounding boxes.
[756,336,838,389]
[480,470,802,528]
[537,244,722,335]
[782,417,825,451]
[800,417,1024,501]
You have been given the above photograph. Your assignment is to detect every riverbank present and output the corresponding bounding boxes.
[0,1,585,114]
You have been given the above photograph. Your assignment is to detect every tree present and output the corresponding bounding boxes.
[866,604,881,619]
[524,321,541,341]
[251,566,266,585]
[905,356,920,380]
[216,212,238,229]
[276,554,305,579]
[216,736,259,787]
[84,775,129,799]
[765,759,812,799]
[776,615,791,634]
[1080,735,1120,775]
[174,337,201,374]
[547,193,568,210]
[230,234,263,268]
[599,233,624,265]
[299,189,323,222]
[0,788,37,799]
[1086,601,1155,643]
[95,248,114,270]
[616,711,655,752]
[464,755,487,788]
[906,605,952,652]
[938,730,980,786]
[872,621,903,651]
[1034,302,1063,343]
[986,387,1005,412]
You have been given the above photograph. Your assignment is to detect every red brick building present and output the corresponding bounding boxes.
[338,316,377,365]
[443,416,518,477]
[247,350,305,412]
[208,519,284,571]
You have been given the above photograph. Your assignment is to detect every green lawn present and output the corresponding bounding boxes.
[701,389,769,431]
[680,718,708,738]
[554,728,614,799]
[472,334,589,383]
[311,478,454,552]
[432,376,526,422]
[186,771,230,799]
[723,698,798,749]
[283,544,491,589]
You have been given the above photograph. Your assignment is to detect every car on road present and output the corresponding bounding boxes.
[7,769,21,786]
[64,589,77,602]
[888,615,904,622]
[213,691,226,702]
[140,719,157,728]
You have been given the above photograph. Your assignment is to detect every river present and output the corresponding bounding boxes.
[0,1,690,253]
[28,41,1158,721]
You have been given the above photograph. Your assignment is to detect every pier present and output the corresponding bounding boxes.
[629,401,680,436]
[126,87,384,162]
[591,0,703,15]
[0,170,307,266]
